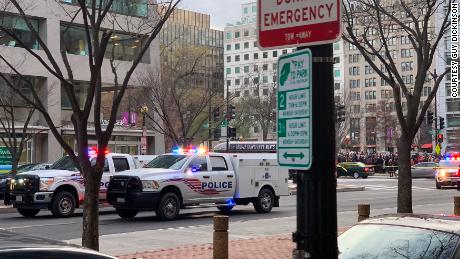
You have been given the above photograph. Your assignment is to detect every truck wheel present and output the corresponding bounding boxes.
[217,205,234,213]
[116,209,139,218]
[253,188,274,213]
[436,181,442,189]
[50,191,76,218]
[156,192,180,221]
[17,208,40,217]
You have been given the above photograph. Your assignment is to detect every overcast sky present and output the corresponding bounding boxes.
[179,0,251,30]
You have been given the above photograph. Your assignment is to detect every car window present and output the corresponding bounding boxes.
[188,156,208,172]
[210,156,228,171]
[90,159,110,172]
[339,224,460,259]
[112,157,130,172]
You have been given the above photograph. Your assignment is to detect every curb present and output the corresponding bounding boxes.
[0,203,15,214]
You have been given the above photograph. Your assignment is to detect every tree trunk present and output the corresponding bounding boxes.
[81,165,102,250]
[397,134,413,213]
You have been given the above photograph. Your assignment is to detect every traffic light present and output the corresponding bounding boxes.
[212,107,220,122]
[227,105,236,121]
[439,117,445,130]
[228,127,237,139]
[336,104,346,123]
[437,133,444,143]
[426,111,434,125]
[213,128,221,140]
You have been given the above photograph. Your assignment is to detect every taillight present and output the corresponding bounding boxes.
[364,167,369,172]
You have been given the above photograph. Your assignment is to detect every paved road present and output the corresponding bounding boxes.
[0,176,459,254]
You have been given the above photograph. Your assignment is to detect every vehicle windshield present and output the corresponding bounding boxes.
[50,156,79,171]
[339,224,459,259]
[144,155,188,170]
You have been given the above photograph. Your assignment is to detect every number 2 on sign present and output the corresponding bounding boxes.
[278,93,286,110]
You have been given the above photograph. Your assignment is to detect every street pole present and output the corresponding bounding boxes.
[434,70,438,154]
[208,104,212,151]
[292,44,338,258]
[226,79,229,152]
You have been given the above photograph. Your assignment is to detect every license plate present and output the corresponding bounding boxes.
[116,198,125,203]
[15,196,23,202]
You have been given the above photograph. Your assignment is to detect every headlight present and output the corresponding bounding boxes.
[439,170,446,177]
[141,180,160,191]
[39,178,55,191]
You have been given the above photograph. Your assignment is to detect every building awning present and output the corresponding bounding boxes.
[421,143,432,149]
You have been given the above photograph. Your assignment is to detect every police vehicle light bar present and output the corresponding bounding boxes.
[172,146,207,155]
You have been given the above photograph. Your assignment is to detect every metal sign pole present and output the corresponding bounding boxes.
[294,44,338,258]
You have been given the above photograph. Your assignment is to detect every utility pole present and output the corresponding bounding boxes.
[226,79,229,152]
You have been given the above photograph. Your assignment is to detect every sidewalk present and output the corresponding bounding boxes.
[289,184,365,195]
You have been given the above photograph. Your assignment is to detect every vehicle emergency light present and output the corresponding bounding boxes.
[172,145,207,155]
[88,146,110,157]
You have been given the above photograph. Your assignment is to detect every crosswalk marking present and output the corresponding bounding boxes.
[363,185,437,191]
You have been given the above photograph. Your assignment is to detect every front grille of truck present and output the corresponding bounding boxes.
[10,175,39,193]
[109,176,142,192]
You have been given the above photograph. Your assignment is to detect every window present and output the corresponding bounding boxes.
[263,64,268,71]
[244,42,249,48]
[282,49,288,54]
[226,80,231,87]
[401,49,414,58]
[252,5,257,12]
[210,156,228,171]
[235,79,240,85]
[63,0,148,17]
[244,30,249,37]
[244,90,249,96]
[235,55,240,62]
[235,31,240,38]
[235,43,240,50]
[349,54,360,63]
[244,54,249,61]
[263,88,269,96]
[254,41,258,47]
[272,51,278,58]
[401,61,413,71]
[235,91,241,97]
[334,42,340,50]
[422,86,432,97]
[226,56,231,62]
[254,64,259,72]
[188,156,208,172]
[334,82,341,90]
[244,7,248,14]
[226,44,231,51]
[254,126,259,133]
[61,81,89,109]
[0,14,40,49]
[349,79,360,89]
[253,77,259,84]
[244,78,250,85]
[263,76,268,83]
[365,65,374,74]
[447,99,460,112]
[244,66,249,73]
[254,53,259,59]
[62,24,148,62]
[273,63,277,70]
[235,67,240,74]
[226,68,231,75]
[253,89,259,96]
[113,157,130,172]
[263,52,268,58]
[226,32,232,40]
[349,66,360,75]
[90,158,110,172]
[365,90,376,100]
[334,69,341,77]
[0,75,43,107]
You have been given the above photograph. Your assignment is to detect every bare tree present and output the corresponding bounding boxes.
[342,0,451,212]
[138,45,224,147]
[232,64,277,141]
[0,0,180,250]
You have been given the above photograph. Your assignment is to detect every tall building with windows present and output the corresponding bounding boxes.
[436,4,460,153]
[0,0,164,164]
[224,2,293,140]
[343,12,437,153]
[158,8,224,148]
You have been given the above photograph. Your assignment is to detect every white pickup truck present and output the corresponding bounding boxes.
[5,153,150,218]
[107,150,289,220]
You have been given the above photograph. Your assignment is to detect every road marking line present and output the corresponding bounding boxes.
[1,221,79,230]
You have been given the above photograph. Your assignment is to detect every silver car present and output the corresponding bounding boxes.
[411,162,439,178]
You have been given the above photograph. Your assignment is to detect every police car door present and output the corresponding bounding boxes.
[185,155,212,202]
[209,155,235,201]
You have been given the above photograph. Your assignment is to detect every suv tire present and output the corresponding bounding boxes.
[156,192,180,221]
[17,208,40,217]
[253,188,274,213]
[116,209,139,218]
[50,191,76,218]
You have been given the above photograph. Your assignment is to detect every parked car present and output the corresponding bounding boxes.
[339,214,460,259]
[395,162,439,179]
[337,162,374,179]
[0,229,115,258]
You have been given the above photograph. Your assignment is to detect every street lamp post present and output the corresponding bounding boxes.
[140,104,149,155]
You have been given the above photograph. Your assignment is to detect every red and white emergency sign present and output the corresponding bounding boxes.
[257,0,341,49]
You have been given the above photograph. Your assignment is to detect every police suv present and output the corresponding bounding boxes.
[435,153,460,189]
[107,147,289,220]
[5,151,142,218]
